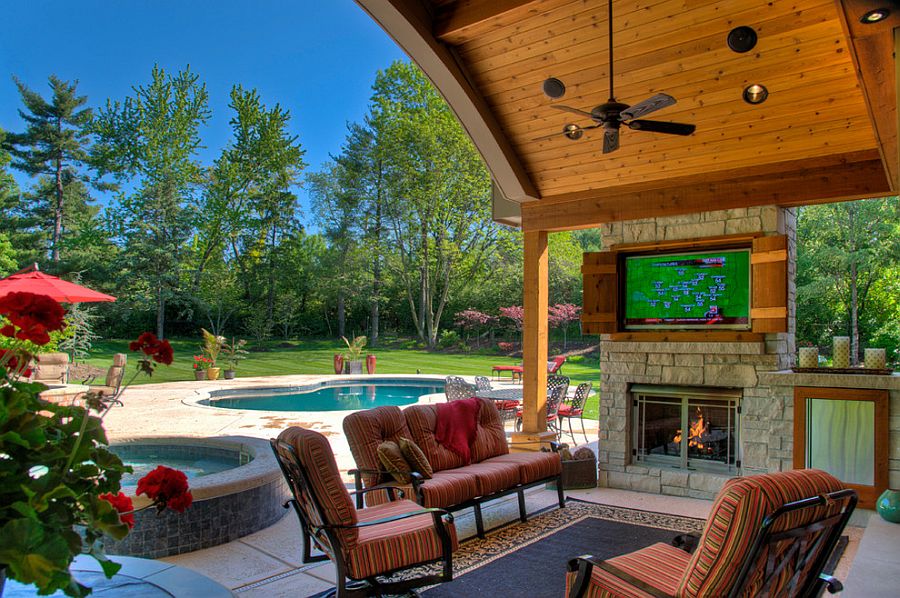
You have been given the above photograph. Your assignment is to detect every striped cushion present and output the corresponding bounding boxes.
[405,404,468,471]
[277,427,359,547]
[347,498,458,580]
[484,451,562,484]
[679,469,845,597]
[470,398,509,462]
[565,542,691,598]
[459,460,522,496]
[344,406,412,487]
[418,470,480,508]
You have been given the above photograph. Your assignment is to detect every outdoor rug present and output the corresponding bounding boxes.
[419,499,706,597]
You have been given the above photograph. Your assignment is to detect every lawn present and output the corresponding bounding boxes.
[83,339,602,419]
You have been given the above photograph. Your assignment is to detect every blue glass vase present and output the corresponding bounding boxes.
[876,489,900,523]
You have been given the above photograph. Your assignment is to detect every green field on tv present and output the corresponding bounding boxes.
[624,249,751,329]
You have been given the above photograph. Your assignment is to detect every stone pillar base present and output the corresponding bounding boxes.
[510,430,557,452]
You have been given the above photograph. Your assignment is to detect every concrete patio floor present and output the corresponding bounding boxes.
[100,376,894,597]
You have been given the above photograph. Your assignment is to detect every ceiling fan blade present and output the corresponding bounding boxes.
[627,120,696,135]
[602,128,619,154]
[620,93,676,121]
[551,104,594,118]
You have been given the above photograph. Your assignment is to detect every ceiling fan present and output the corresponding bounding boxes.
[536,0,696,153]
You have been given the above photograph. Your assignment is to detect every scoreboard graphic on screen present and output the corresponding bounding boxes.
[624,249,751,330]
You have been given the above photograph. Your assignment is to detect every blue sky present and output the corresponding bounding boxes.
[0,0,406,216]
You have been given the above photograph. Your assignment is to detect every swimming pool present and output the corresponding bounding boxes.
[201,378,445,412]
[111,442,251,488]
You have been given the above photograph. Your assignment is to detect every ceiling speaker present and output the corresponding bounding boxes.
[542,77,566,99]
[727,26,758,53]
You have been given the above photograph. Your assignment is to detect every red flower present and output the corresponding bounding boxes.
[128,332,174,365]
[0,348,32,377]
[100,491,135,529]
[136,465,192,512]
[0,292,66,346]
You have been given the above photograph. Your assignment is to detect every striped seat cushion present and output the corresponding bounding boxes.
[348,498,458,580]
[458,460,522,496]
[680,469,845,597]
[484,451,562,484]
[344,406,412,488]
[418,470,480,508]
[565,542,690,598]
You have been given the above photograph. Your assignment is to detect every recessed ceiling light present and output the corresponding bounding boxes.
[727,26,758,53]
[542,77,566,99]
[743,84,769,105]
[562,124,583,140]
[860,8,890,24]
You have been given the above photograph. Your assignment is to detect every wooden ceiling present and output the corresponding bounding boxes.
[356,0,898,230]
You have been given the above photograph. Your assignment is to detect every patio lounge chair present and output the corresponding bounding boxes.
[491,355,567,383]
[271,427,457,597]
[88,353,127,397]
[31,352,69,385]
[566,469,857,598]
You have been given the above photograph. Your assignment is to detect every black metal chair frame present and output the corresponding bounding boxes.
[271,438,456,597]
[567,487,858,598]
[515,384,565,437]
[558,382,592,444]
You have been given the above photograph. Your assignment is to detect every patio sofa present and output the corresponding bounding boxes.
[344,398,564,537]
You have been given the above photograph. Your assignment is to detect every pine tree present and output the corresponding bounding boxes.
[5,76,97,265]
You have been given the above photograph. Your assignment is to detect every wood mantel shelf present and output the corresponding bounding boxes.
[759,370,900,391]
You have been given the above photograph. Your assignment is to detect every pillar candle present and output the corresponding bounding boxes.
[798,347,818,368]
[832,336,850,368]
[864,348,887,370]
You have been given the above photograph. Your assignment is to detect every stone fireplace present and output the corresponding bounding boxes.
[596,206,797,499]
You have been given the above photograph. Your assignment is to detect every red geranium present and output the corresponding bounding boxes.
[99,491,135,529]
[0,348,32,377]
[0,292,66,346]
[128,332,174,365]
[136,465,193,513]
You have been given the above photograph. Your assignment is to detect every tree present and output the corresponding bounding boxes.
[370,61,497,347]
[549,303,582,350]
[0,128,20,275]
[93,65,211,338]
[797,197,900,363]
[5,76,99,265]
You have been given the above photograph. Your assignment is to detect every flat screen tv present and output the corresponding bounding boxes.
[623,248,751,330]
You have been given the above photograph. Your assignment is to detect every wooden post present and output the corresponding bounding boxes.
[512,230,554,451]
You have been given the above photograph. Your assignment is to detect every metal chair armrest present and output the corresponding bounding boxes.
[349,485,407,500]
[566,555,674,598]
[318,507,453,532]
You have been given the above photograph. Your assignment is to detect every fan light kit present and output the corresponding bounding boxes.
[860,8,890,23]
[727,26,758,53]
[535,0,695,153]
[743,84,768,105]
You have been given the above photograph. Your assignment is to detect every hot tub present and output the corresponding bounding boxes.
[103,436,288,559]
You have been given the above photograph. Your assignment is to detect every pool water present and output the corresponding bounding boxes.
[203,379,445,412]
[111,444,248,488]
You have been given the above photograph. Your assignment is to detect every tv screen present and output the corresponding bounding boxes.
[624,249,751,330]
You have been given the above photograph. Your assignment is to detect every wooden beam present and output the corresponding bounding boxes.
[435,0,541,44]
[354,0,539,202]
[521,230,548,433]
[520,157,892,231]
[836,0,899,191]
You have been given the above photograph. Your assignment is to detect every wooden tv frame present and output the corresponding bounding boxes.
[582,233,788,342]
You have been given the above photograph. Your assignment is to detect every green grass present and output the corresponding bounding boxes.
[83,339,602,419]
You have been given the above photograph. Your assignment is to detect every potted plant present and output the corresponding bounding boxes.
[192,355,211,380]
[222,337,248,380]
[0,293,193,596]
[200,329,225,381]
[341,335,367,374]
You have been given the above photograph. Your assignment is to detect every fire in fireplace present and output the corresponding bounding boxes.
[632,385,741,473]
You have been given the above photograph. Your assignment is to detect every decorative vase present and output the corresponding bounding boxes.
[345,360,363,375]
[366,354,377,374]
[333,354,344,375]
[876,489,900,523]
[206,367,220,381]
[832,336,850,368]
[194,369,207,381]
[223,369,236,380]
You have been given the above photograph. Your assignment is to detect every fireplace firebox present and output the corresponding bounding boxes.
[632,385,741,474]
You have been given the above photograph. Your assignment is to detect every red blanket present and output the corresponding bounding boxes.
[434,397,481,464]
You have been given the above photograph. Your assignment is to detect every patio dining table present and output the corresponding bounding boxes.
[475,387,523,403]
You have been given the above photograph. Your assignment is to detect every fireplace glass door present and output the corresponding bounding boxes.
[632,385,740,473]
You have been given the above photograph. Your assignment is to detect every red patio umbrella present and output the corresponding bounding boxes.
[0,264,116,303]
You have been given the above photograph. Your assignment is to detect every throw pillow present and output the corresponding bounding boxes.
[376,441,412,484]
[398,437,433,479]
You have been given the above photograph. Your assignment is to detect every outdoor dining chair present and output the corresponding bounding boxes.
[271,427,457,597]
[515,384,565,435]
[474,375,492,391]
[444,376,475,401]
[558,382,592,444]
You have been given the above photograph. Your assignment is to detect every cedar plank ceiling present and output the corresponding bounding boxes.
[355,0,899,230]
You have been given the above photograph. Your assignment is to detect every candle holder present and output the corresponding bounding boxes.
[832,336,850,368]
[865,348,887,370]
[798,347,819,368]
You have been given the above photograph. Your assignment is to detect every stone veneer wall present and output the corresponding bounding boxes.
[597,206,797,499]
